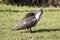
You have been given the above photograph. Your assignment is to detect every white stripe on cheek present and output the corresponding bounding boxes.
[35,11,41,20]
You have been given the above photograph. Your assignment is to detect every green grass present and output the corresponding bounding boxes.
[0,4,60,40]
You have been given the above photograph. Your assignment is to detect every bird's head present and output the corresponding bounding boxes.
[37,8,43,14]
[35,8,43,20]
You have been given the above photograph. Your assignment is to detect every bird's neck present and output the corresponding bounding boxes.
[35,11,42,20]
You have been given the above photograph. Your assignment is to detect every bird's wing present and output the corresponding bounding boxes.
[13,16,37,30]
[21,16,37,28]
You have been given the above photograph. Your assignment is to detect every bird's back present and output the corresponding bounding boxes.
[23,12,35,19]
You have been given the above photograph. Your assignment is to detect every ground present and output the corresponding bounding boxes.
[0,4,60,40]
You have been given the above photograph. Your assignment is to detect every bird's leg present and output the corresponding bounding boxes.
[29,27,32,32]
[27,28,32,32]
[27,28,29,30]
[27,28,29,32]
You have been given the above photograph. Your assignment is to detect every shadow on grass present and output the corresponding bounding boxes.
[24,28,60,33]
[0,9,35,12]
[0,9,60,12]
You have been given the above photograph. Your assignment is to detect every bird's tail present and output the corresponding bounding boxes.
[12,22,24,31]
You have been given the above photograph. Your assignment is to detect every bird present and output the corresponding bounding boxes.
[12,8,43,32]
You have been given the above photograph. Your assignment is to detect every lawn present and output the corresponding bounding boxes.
[0,4,60,40]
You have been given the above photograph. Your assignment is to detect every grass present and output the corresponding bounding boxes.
[0,4,60,40]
